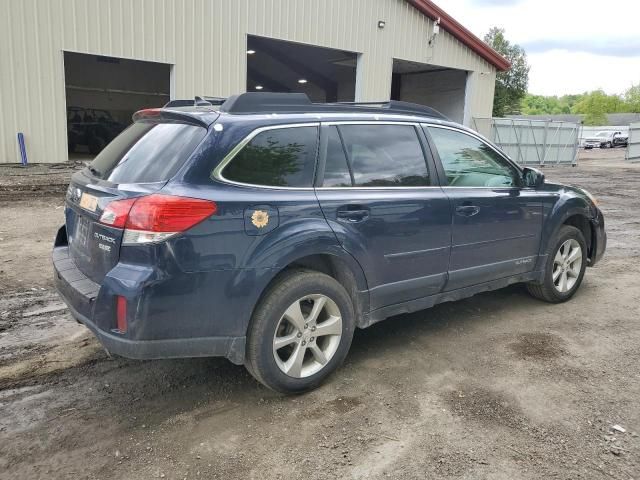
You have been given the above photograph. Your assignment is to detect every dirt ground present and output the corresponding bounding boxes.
[1,148,638,480]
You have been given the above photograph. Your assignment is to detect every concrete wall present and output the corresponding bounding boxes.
[0,0,497,163]
[398,69,468,124]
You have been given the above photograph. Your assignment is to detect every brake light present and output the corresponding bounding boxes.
[100,198,136,228]
[99,194,217,244]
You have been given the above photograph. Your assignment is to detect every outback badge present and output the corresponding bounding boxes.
[251,210,269,228]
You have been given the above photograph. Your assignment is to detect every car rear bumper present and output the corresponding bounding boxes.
[53,242,246,364]
[588,208,606,266]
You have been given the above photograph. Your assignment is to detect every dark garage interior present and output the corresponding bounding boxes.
[391,58,469,123]
[63,52,171,157]
[246,36,357,102]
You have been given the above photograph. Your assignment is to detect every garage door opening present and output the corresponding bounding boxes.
[246,36,357,103]
[63,52,171,160]
[391,59,468,123]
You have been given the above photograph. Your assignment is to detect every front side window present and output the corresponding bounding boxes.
[223,126,318,187]
[337,124,429,187]
[426,127,519,188]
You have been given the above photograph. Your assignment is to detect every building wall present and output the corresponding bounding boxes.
[0,0,497,164]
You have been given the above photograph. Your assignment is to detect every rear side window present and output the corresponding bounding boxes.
[322,126,353,187]
[89,122,206,183]
[337,124,430,187]
[223,126,318,187]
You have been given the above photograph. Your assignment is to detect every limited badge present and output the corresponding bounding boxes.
[251,210,269,228]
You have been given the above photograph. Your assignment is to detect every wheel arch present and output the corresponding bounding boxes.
[562,214,593,255]
[542,200,594,261]
[248,249,371,334]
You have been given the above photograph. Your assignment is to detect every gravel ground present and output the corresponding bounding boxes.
[0,148,638,479]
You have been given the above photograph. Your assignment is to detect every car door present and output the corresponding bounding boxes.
[424,125,543,291]
[314,122,452,310]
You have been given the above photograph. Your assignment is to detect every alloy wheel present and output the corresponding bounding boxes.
[273,294,342,378]
[552,238,582,293]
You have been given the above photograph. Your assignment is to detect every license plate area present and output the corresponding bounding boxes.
[74,215,91,249]
[79,192,98,212]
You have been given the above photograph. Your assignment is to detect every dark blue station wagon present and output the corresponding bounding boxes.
[53,93,606,393]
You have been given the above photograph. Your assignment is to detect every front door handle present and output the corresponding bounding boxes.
[455,205,480,217]
[336,206,370,223]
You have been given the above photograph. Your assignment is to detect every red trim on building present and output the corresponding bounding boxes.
[405,0,511,71]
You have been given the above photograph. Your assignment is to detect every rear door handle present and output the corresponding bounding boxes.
[336,207,370,223]
[455,205,480,217]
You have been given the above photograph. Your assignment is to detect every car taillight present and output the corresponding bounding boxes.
[99,194,217,244]
[100,198,137,228]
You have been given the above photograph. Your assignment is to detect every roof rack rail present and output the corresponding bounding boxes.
[218,92,447,120]
[164,96,227,108]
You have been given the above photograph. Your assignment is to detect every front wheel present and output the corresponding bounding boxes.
[527,225,587,303]
[245,270,355,394]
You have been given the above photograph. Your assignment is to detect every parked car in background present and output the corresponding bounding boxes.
[53,93,607,394]
[67,107,128,154]
[584,130,628,149]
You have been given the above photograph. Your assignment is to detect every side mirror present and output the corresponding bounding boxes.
[523,167,545,188]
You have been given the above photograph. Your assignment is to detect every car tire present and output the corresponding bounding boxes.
[245,269,355,394]
[605,141,612,148]
[526,225,587,303]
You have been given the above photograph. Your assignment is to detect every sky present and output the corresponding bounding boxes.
[432,0,640,96]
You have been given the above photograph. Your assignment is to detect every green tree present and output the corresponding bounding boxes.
[521,94,564,115]
[484,27,530,117]
[573,90,625,125]
[624,84,640,112]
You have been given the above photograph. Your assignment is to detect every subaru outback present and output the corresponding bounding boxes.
[53,93,606,393]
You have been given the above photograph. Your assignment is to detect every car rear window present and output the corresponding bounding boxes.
[222,126,318,187]
[88,122,206,183]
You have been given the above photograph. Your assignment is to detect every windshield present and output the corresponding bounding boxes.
[88,122,206,183]
[596,132,609,137]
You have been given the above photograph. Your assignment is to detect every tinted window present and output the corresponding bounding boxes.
[224,126,318,187]
[89,122,206,183]
[427,127,519,187]
[338,125,429,187]
[322,126,352,187]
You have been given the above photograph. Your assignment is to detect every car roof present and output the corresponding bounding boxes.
[156,108,465,132]
[158,93,468,131]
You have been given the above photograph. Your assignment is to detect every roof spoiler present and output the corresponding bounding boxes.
[132,108,210,128]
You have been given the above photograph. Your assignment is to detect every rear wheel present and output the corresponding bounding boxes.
[245,270,355,393]
[527,225,587,303]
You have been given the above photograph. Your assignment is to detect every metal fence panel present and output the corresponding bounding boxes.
[472,118,580,166]
[627,123,640,162]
